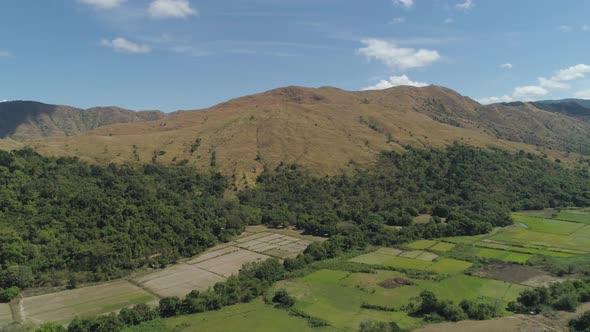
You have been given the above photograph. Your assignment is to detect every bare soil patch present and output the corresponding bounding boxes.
[377,277,414,289]
[473,261,548,284]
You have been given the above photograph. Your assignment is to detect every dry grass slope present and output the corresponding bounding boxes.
[1,86,587,183]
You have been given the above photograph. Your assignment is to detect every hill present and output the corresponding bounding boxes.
[0,101,164,140]
[1,86,589,182]
[532,99,590,122]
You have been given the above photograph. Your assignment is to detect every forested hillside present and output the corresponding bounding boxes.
[0,146,588,300]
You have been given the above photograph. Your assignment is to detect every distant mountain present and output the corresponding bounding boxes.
[531,99,590,122]
[0,86,589,180]
[0,101,164,140]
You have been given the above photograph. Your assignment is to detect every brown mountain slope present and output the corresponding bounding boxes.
[0,101,164,140]
[1,86,588,183]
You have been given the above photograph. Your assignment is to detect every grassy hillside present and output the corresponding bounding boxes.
[0,101,163,140]
[1,86,589,180]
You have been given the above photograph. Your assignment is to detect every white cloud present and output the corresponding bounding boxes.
[500,63,513,70]
[583,25,590,31]
[478,63,590,103]
[512,85,549,98]
[149,0,197,19]
[1,99,8,103]
[362,75,429,90]
[574,89,590,99]
[443,18,454,24]
[393,0,414,8]
[390,17,406,24]
[558,25,573,32]
[79,0,124,9]
[0,50,12,57]
[101,38,151,54]
[538,77,569,89]
[358,38,440,71]
[477,95,514,105]
[455,0,474,11]
[552,64,590,81]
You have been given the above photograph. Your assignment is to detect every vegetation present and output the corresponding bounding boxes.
[2,145,589,302]
[407,290,497,322]
[240,145,590,247]
[569,311,590,332]
[508,279,590,313]
[0,148,246,295]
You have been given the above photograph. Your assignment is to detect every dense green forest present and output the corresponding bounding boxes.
[241,145,590,244]
[0,145,589,297]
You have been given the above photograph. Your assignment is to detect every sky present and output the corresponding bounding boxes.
[1,0,590,111]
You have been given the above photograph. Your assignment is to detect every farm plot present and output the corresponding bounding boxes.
[135,230,314,298]
[124,299,340,332]
[0,303,13,327]
[273,267,526,331]
[21,280,157,325]
[235,232,312,258]
[556,210,590,224]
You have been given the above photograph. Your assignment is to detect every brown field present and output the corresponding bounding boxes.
[0,303,13,327]
[20,280,157,325]
[472,261,561,287]
[416,302,590,332]
[134,231,313,298]
[13,227,317,326]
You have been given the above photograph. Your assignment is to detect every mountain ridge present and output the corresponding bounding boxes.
[0,86,589,183]
[0,100,164,140]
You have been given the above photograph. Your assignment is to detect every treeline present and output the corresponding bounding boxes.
[508,278,590,313]
[0,148,250,294]
[407,290,498,322]
[1,145,589,297]
[239,145,590,246]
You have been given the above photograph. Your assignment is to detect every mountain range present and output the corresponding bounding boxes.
[0,86,589,184]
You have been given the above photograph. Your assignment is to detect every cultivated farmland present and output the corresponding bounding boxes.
[20,280,157,325]
[14,227,317,326]
[0,303,13,328]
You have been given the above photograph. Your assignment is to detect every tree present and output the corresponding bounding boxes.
[35,322,66,332]
[272,290,295,308]
[359,320,390,332]
[159,296,181,317]
[569,311,590,332]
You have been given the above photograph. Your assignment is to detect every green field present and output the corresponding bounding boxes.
[124,299,339,332]
[430,242,456,252]
[407,239,437,250]
[116,210,590,332]
[512,213,585,235]
[442,212,590,259]
[272,266,525,331]
[555,210,590,224]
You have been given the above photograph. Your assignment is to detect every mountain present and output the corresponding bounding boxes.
[531,99,590,122]
[0,101,164,140]
[1,86,589,183]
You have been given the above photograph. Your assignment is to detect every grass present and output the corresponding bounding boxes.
[124,299,340,332]
[451,246,532,263]
[274,267,526,331]
[430,242,455,252]
[555,210,590,224]
[349,249,400,265]
[407,239,437,250]
[512,214,584,235]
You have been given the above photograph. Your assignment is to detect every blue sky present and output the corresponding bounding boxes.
[1,0,590,111]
